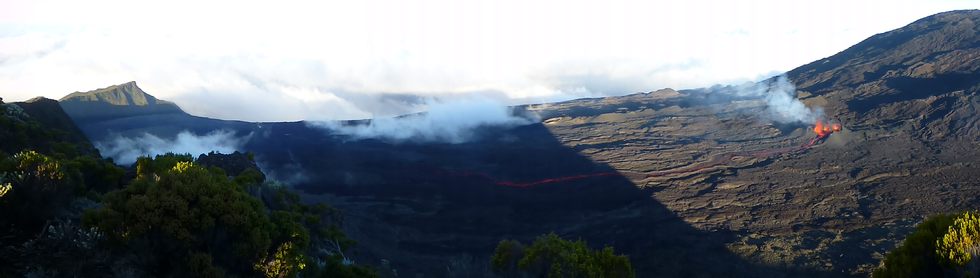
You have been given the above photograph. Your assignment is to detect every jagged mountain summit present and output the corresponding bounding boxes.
[59,81,186,122]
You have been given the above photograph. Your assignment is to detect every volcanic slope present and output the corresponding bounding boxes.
[55,10,980,277]
[531,9,980,274]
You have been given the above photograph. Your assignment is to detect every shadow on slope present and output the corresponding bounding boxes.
[257,123,841,277]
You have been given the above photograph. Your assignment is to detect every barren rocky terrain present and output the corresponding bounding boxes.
[521,10,980,275]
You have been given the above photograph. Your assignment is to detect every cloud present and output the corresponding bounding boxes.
[95,130,248,165]
[256,160,310,186]
[0,0,973,121]
[308,97,536,143]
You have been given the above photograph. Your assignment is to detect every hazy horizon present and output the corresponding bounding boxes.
[1,0,977,122]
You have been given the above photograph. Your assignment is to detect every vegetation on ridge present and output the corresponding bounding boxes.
[0,98,375,277]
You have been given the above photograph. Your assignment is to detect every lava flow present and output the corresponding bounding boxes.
[495,172,620,188]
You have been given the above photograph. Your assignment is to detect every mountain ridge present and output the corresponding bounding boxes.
[60,81,175,106]
[59,81,187,123]
[788,9,978,98]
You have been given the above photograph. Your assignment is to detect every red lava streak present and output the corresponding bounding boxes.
[442,122,842,188]
[495,172,620,188]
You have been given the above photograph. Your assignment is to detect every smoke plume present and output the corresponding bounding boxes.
[308,97,535,143]
[95,130,248,165]
[736,75,822,123]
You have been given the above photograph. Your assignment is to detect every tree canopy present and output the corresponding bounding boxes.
[491,233,634,278]
[0,101,374,277]
[84,153,376,277]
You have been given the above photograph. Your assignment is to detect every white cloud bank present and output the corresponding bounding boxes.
[0,0,976,121]
[308,97,534,143]
[95,130,247,165]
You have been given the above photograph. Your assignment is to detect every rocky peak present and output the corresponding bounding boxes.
[58,81,186,122]
[60,81,164,106]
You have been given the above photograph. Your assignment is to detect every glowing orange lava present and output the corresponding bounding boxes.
[814,121,826,136]
[813,120,842,137]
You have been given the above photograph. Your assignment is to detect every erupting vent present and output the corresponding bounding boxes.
[813,120,842,137]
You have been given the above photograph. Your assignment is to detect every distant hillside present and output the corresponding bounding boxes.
[789,10,978,97]
[787,9,980,140]
[58,82,256,142]
[59,81,186,123]
[1,97,98,156]
[14,97,94,151]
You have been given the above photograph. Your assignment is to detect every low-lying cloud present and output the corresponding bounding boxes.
[95,130,248,165]
[308,97,535,143]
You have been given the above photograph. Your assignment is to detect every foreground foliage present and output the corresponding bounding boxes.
[491,233,634,278]
[875,211,980,278]
[1,98,375,277]
[0,100,125,276]
[85,154,376,277]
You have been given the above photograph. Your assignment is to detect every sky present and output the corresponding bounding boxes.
[0,0,976,122]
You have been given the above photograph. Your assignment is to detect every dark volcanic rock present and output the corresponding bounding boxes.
[789,10,978,95]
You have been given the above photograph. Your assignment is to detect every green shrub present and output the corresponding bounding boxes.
[0,151,75,229]
[83,154,374,277]
[874,212,980,278]
[491,233,634,278]
[84,159,286,276]
[937,211,980,267]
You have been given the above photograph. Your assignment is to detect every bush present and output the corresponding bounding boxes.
[937,211,980,276]
[84,158,290,276]
[491,233,634,278]
[874,211,980,278]
[0,151,74,229]
[83,154,375,277]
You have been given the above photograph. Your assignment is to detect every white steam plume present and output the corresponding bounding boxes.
[95,130,248,165]
[736,75,822,123]
[308,97,535,143]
